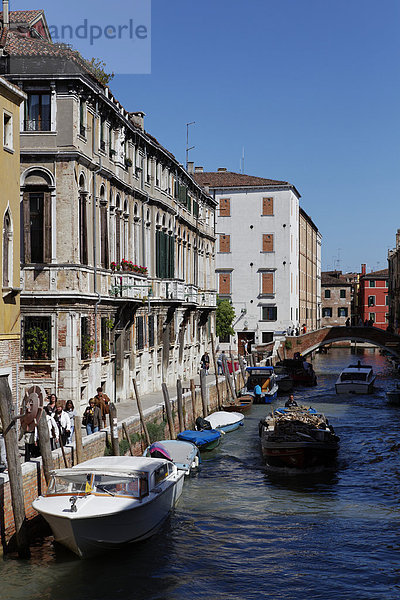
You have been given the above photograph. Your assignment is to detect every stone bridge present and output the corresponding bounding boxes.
[282,326,400,360]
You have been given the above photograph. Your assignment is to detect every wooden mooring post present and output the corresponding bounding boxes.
[238,354,247,388]
[0,376,30,558]
[199,369,208,417]
[222,353,237,402]
[176,379,185,432]
[210,336,222,409]
[162,383,176,440]
[229,349,238,396]
[190,379,197,426]
[36,410,54,483]
[74,416,84,465]
[133,378,151,448]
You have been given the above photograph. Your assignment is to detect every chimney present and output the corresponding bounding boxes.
[396,229,400,249]
[217,167,227,172]
[187,161,194,174]
[129,111,145,131]
[194,166,203,173]
[2,0,9,28]
[361,264,366,276]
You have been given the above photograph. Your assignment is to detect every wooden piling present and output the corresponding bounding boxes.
[210,336,222,409]
[0,376,30,558]
[199,369,208,417]
[229,349,238,396]
[222,353,237,402]
[122,422,135,456]
[133,378,151,448]
[238,354,247,388]
[176,379,185,432]
[162,383,176,440]
[108,403,120,455]
[74,416,84,465]
[36,411,54,484]
[190,379,197,426]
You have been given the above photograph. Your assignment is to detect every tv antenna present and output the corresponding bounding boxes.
[185,121,195,171]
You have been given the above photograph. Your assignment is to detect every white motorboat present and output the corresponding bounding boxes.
[204,411,244,432]
[32,456,185,558]
[143,440,200,475]
[335,361,376,394]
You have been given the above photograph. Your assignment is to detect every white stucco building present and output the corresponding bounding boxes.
[193,168,301,351]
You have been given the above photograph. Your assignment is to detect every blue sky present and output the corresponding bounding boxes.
[13,0,400,273]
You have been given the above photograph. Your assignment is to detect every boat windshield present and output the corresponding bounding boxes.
[341,372,368,381]
[46,473,149,499]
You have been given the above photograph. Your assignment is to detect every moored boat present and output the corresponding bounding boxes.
[177,428,221,452]
[32,456,185,558]
[335,361,376,394]
[243,366,279,403]
[273,364,294,393]
[205,411,244,432]
[143,440,200,475]
[275,359,317,386]
[259,406,339,472]
[222,395,253,413]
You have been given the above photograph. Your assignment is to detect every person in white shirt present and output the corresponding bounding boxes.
[53,402,71,447]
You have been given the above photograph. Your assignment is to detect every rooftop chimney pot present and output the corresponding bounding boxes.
[2,0,9,28]
[361,263,366,276]
[187,161,194,174]
[217,167,227,172]
[194,166,203,173]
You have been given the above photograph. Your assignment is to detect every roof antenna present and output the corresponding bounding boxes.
[241,146,245,174]
[185,121,195,171]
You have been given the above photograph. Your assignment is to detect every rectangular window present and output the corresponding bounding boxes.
[218,272,231,295]
[369,312,375,322]
[136,316,144,350]
[79,99,86,137]
[369,280,376,287]
[23,191,52,264]
[262,234,274,252]
[262,197,273,216]
[81,317,92,360]
[124,326,131,353]
[25,93,51,131]
[262,332,273,343]
[148,314,155,347]
[3,112,12,149]
[338,307,348,317]
[324,289,331,298]
[109,129,115,159]
[219,198,231,217]
[100,118,105,151]
[261,272,274,295]
[219,234,230,253]
[23,316,51,360]
[322,307,332,317]
[156,230,174,278]
[386,295,389,306]
[368,295,375,307]
[101,317,110,357]
[340,289,346,298]
[157,314,164,345]
[79,194,88,265]
[262,306,277,321]
[100,203,109,269]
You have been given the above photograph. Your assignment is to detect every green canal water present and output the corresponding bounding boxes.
[1,348,400,600]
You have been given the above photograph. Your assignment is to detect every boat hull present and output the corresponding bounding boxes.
[222,396,253,413]
[386,390,400,405]
[34,475,184,558]
[261,441,339,470]
[335,379,375,394]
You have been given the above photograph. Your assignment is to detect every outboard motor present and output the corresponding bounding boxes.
[195,416,212,431]
[149,442,173,461]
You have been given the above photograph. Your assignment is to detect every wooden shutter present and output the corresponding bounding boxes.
[115,213,121,264]
[219,198,230,217]
[23,192,31,263]
[219,234,230,253]
[262,272,274,295]
[219,273,231,294]
[43,192,52,263]
[262,234,274,252]
[262,197,273,215]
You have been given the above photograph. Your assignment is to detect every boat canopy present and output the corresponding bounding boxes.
[177,429,221,445]
[246,367,274,374]
[340,372,368,381]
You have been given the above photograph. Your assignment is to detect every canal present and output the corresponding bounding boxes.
[1,348,400,600]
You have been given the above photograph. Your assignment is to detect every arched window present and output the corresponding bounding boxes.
[115,194,121,263]
[2,209,12,288]
[99,185,109,269]
[22,168,53,264]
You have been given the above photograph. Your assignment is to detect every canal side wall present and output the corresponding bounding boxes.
[0,370,244,551]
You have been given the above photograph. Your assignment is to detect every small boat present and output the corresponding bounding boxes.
[143,440,200,475]
[259,406,339,471]
[275,359,317,386]
[243,366,279,403]
[32,456,185,558]
[205,411,244,432]
[222,395,253,413]
[335,361,376,394]
[386,384,400,405]
[177,428,221,452]
[273,364,294,393]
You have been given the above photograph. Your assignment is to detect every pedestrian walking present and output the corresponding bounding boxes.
[200,352,210,375]
[54,402,71,447]
[95,387,111,428]
[345,317,350,327]
[82,398,102,435]
[64,400,77,443]
[217,351,225,375]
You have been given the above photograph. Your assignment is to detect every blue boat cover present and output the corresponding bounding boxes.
[177,429,221,447]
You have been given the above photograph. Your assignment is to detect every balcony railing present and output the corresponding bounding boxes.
[109,272,151,300]
[24,119,51,132]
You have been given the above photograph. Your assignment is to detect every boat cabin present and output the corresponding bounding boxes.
[245,366,275,393]
[45,457,174,500]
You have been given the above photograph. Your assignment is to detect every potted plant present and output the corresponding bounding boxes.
[111,261,120,272]
[82,335,95,359]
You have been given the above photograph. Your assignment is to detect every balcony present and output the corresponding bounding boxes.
[109,273,151,301]
[199,290,217,308]
[184,284,198,304]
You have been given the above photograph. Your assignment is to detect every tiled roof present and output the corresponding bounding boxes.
[363,268,388,279]
[193,171,291,189]
[0,10,44,25]
[321,272,352,286]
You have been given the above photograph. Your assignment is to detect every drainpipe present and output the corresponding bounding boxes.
[92,100,102,353]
